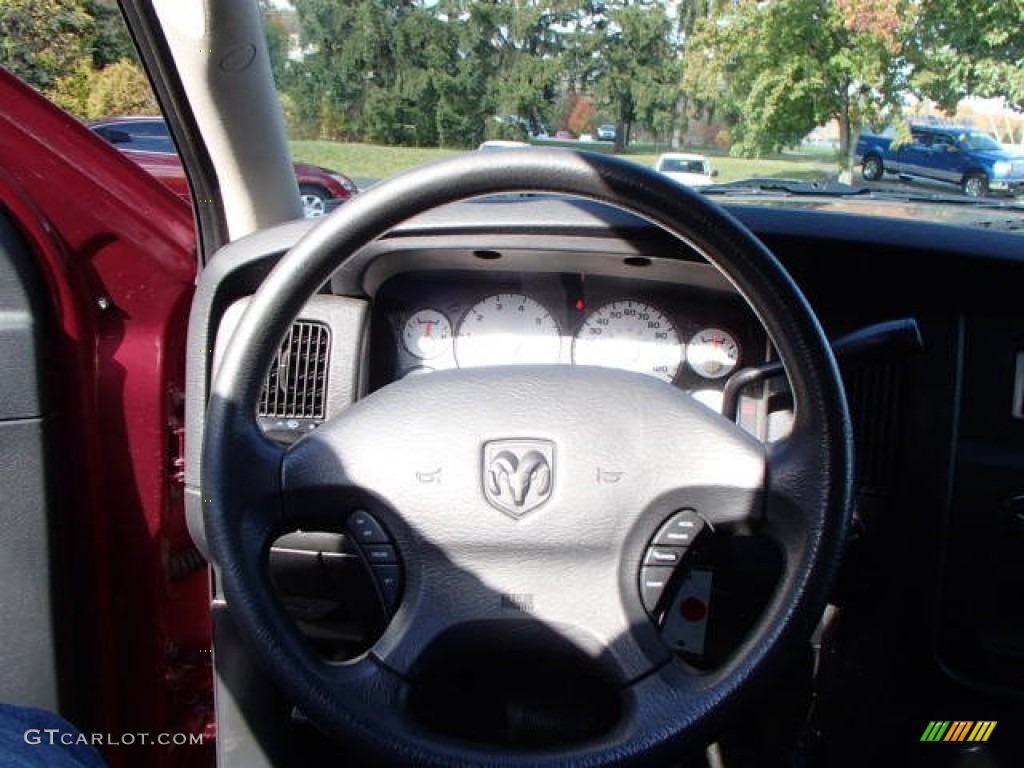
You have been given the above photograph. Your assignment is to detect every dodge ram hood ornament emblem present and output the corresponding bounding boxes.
[483,440,554,518]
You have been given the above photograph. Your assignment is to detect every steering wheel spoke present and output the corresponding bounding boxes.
[761,419,850,560]
[202,395,287,546]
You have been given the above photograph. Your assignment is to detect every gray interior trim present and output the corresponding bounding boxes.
[0,213,60,711]
[186,293,368,554]
[152,0,302,237]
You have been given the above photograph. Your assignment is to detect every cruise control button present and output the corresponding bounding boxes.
[347,510,389,544]
[644,546,686,566]
[654,509,705,547]
[371,564,403,609]
[363,544,397,564]
[639,566,675,613]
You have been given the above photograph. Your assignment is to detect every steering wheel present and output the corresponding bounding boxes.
[202,150,852,766]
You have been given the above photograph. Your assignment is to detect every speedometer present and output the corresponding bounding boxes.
[572,300,683,382]
[455,293,561,367]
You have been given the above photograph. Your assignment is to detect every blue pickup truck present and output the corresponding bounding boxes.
[855,124,1024,198]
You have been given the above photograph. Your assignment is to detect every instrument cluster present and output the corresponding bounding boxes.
[372,271,764,410]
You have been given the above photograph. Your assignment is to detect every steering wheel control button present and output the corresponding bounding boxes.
[644,546,685,566]
[346,510,389,544]
[371,565,403,609]
[639,566,675,613]
[640,510,712,620]
[344,511,404,613]
[660,569,713,655]
[653,509,705,547]
[363,544,397,564]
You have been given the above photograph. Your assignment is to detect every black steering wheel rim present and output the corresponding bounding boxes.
[202,149,853,766]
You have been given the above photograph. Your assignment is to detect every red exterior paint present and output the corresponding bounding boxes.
[88,115,358,202]
[115,149,357,203]
[122,148,193,201]
[0,69,211,767]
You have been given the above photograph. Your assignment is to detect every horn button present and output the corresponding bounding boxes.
[282,366,764,681]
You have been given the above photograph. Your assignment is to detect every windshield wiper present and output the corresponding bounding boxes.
[702,177,1024,209]
[700,178,869,197]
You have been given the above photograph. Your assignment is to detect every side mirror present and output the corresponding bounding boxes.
[712,169,720,177]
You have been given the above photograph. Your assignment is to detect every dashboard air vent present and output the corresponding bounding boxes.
[258,321,330,420]
[846,361,907,497]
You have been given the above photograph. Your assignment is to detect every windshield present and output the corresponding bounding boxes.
[258,0,1023,215]
[659,157,710,175]
[958,132,1003,152]
[2,0,1021,221]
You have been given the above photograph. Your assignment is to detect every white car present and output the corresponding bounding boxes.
[654,153,717,187]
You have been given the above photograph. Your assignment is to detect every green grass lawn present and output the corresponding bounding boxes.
[290,140,837,185]
[290,141,462,180]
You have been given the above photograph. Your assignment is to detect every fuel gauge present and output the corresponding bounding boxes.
[688,328,740,379]
[402,309,452,359]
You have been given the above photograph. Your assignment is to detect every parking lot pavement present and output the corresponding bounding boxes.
[857,174,1022,201]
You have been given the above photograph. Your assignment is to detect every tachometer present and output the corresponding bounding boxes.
[572,300,683,382]
[455,293,561,367]
[687,328,740,379]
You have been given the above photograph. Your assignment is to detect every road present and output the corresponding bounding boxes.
[856,172,1022,201]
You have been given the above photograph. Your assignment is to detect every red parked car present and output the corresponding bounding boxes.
[89,115,358,217]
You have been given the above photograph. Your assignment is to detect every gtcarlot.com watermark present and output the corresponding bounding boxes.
[24,729,204,747]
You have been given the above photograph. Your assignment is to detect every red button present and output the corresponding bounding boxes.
[680,597,707,622]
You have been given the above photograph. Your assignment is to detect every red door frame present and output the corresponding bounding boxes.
[0,69,212,767]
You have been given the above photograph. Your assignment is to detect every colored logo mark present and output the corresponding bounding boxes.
[920,721,996,742]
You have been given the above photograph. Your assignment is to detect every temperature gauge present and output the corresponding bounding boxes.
[687,328,740,379]
[402,309,452,359]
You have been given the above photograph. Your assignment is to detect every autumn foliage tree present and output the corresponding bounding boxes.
[0,0,154,120]
[567,94,596,136]
[683,0,913,167]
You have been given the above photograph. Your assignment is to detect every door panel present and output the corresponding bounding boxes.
[0,212,60,712]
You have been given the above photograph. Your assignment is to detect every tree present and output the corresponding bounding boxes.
[584,1,682,151]
[259,1,292,87]
[683,0,912,169]
[86,0,137,68]
[289,0,403,139]
[436,61,488,147]
[912,0,1024,112]
[0,0,95,92]
[275,0,691,148]
[384,4,454,146]
[287,0,458,143]
[489,0,575,136]
[84,58,159,119]
[567,93,596,136]
[50,57,158,119]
